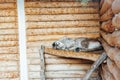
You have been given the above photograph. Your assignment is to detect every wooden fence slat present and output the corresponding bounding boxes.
[25,7,99,15]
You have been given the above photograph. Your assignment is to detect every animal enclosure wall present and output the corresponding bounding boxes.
[25,0,100,80]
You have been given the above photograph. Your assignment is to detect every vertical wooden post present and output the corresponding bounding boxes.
[39,45,46,80]
[17,0,28,80]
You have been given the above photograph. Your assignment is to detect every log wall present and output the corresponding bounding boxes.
[0,0,19,80]
[100,0,120,80]
[25,1,100,80]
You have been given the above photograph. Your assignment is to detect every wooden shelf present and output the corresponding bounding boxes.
[44,47,101,61]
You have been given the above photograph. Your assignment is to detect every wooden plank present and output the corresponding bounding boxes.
[45,47,101,61]
[29,64,91,71]
[25,2,99,8]
[0,41,18,47]
[29,78,99,80]
[0,66,18,72]
[0,23,17,29]
[29,71,97,78]
[27,33,100,42]
[0,54,19,60]
[0,17,17,23]
[0,0,16,2]
[0,9,17,17]
[0,61,18,66]
[26,14,99,22]
[0,72,19,78]
[0,47,18,54]
[27,41,54,47]
[0,29,18,35]
[26,21,99,29]
[28,58,93,65]
[0,35,18,41]
[0,3,16,9]
[27,27,99,36]
[0,78,19,80]
[25,7,99,15]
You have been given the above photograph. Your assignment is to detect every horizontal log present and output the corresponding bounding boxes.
[29,71,97,78]
[0,41,18,47]
[0,78,19,80]
[29,78,100,80]
[101,64,115,80]
[0,17,17,23]
[0,22,18,29]
[29,64,91,71]
[0,3,16,9]
[0,61,18,66]
[112,0,120,14]
[45,47,101,61]
[28,58,92,65]
[101,20,115,33]
[100,8,114,21]
[101,40,120,70]
[25,7,99,15]
[25,0,81,1]
[27,27,99,36]
[112,13,120,30]
[100,0,114,15]
[107,58,120,80]
[0,72,19,78]
[27,33,100,42]
[0,66,18,72]
[0,29,18,35]
[26,14,99,22]
[0,47,18,54]
[0,35,18,41]
[0,23,17,29]
[25,2,99,8]
[26,21,99,29]
[0,54,19,60]
[0,9,16,17]
[27,41,54,47]
[101,30,120,48]
[0,0,16,2]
